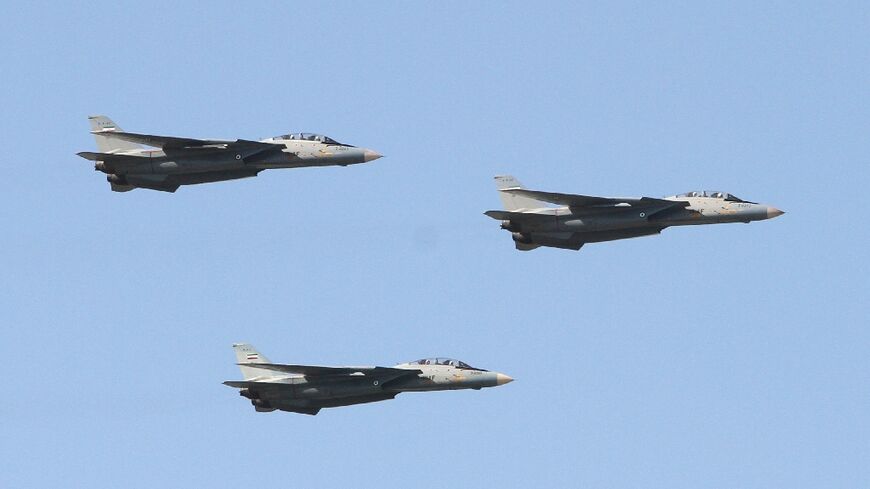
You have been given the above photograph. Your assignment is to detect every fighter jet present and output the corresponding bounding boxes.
[224,344,513,415]
[76,115,382,192]
[485,175,784,251]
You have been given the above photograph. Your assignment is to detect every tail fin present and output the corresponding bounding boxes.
[88,115,142,153]
[494,175,548,211]
[233,343,273,380]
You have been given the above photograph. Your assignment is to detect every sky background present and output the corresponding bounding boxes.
[1,1,868,487]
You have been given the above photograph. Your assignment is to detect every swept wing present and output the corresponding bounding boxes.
[501,188,683,209]
[92,130,278,151]
[236,362,422,379]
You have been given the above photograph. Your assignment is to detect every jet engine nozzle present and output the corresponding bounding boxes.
[501,220,521,232]
[511,232,533,244]
[251,399,271,409]
[106,174,128,185]
[239,389,260,400]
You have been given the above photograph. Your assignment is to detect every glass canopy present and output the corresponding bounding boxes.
[272,133,344,145]
[671,191,746,202]
[408,358,485,370]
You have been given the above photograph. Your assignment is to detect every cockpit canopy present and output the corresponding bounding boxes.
[272,133,347,145]
[672,190,747,202]
[408,357,485,371]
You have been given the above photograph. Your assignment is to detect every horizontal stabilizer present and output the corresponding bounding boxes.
[76,151,145,164]
[223,380,292,390]
[484,210,554,222]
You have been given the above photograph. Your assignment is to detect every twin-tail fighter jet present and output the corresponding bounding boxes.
[224,344,513,415]
[485,175,784,251]
[76,116,382,192]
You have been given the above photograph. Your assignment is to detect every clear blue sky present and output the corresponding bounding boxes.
[1,2,867,487]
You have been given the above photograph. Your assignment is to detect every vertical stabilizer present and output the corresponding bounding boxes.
[232,343,273,380]
[494,175,548,211]
[88,115,142,153]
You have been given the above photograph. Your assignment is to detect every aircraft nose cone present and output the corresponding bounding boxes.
[363,150,382,162]
[496,373,514,386]
[767,207,785,219]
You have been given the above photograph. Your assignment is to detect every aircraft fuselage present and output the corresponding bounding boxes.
[499,197,783,251]
[238,364,511,415]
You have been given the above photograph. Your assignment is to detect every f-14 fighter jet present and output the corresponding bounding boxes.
[485,175,784,251]
[224,344,513,415]
[76,116,381,192]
